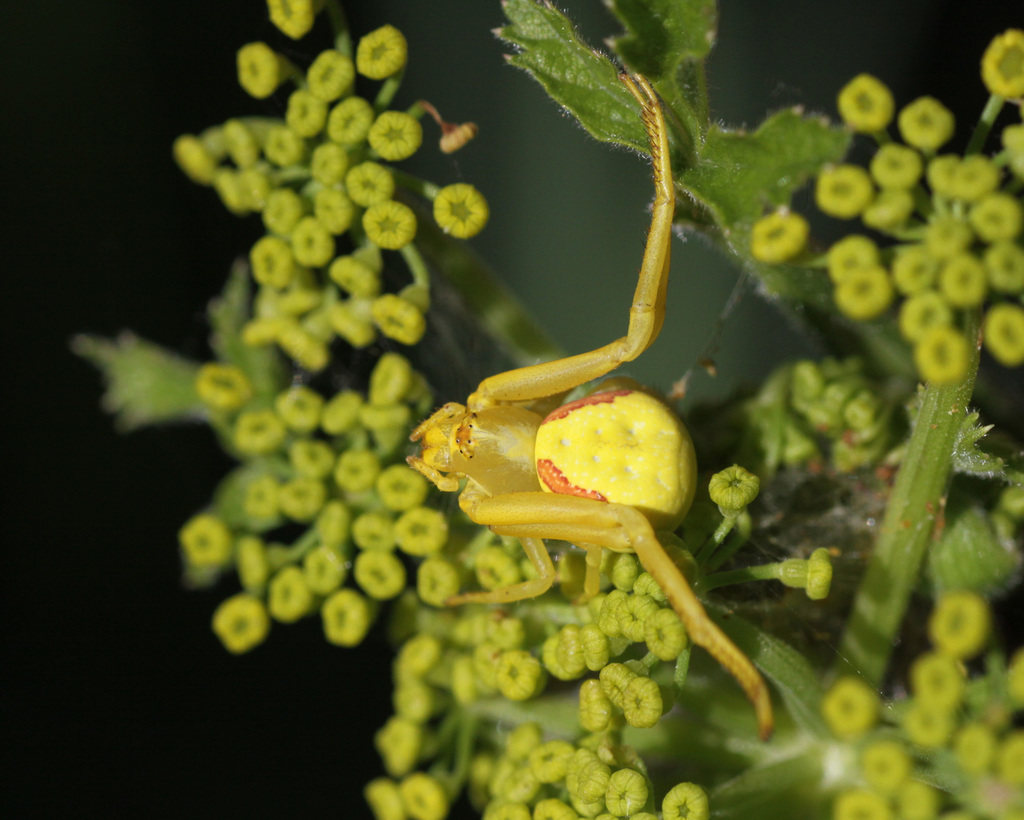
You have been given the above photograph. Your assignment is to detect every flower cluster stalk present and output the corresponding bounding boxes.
[837,310,982,684]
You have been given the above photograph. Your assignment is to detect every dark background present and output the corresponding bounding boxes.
[3,1,1019,816]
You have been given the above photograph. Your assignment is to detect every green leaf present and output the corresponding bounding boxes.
[928,504,1022,595]
[714,610,829,738]
[710,749,826,820]
[608,0,715,139]
[952,410,1024,484]
[207,260,288,401]
[498,0,653,153]
[72,331,203,431]
[681,110,850,232]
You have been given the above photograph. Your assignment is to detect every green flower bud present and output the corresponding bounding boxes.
[605,768,648,817]
[496,650,545,701]
[529,739,575,784]
[644,607,688,661]
[708,465,760,513]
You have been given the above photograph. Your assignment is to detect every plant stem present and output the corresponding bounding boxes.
[965,93,1004,157]
[835,311,981,685]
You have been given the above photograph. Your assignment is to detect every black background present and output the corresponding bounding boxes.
[3,1,1020,816]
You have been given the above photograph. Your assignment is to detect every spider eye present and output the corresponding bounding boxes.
[455,414,476,459]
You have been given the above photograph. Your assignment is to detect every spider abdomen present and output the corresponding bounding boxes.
[535,389,696,529]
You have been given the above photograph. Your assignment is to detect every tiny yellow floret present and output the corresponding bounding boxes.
[898,97,955,152]
[827,235,881,284]
[981,29,1024,99]
[834,265,895,321]
[179,513,233,568]
[356,25,408,80]
[750,210,809,263]
[364,201,417,250]
[307,49,354,102]
[368,111,423,161]
[195,362,252,412]
[327,96,375,145]
[983,303,1024,366]
[237,42,289,99]
[928,589,992,659]
[399,772,449,820]
[267,0,321,40]
[816,165,874,219]
[914,325,970,385]
[822,676,880,738]
[285,88,328,137]
[346,161,395,207]
[433,184,490,239]
[172,134,218,185]
[322,588,374,646]
[837,73,895,133]
[212,594,270,653]
[372,294,426,345]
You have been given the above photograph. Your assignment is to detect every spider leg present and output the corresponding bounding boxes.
[469,492,774,740]
[467,73,675,411]
[447,536,555,605]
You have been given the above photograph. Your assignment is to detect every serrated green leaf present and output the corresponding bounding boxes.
[498,0,654,152]
[208,260,288,401]
[609,0,715,138]
[72,331,203,431]
[681,110,850,231]
[952,410,1024,484]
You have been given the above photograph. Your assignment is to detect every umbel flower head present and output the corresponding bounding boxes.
[172,5,489,370]
[751,28,1024,385]
[822,592,1022,819]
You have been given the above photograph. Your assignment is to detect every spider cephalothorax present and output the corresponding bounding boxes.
[407,73,773,739]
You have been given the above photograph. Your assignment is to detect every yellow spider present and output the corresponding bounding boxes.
[408,73,772,739]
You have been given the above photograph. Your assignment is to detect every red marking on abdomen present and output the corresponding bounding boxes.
[542,389,632,424]
[536,458,608,501]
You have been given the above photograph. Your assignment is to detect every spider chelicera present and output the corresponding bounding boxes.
[408,73,772,739]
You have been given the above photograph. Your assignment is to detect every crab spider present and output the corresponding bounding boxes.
[408,74,772,740]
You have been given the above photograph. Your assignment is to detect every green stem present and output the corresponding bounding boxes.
[322,0,352,55]
[965,93,1005,157]
[835,310,982,685]
[374,71,404,112]
[701,563,781,592]
[392,168,441,201]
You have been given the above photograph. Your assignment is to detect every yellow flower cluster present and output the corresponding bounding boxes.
[172,7,489,371]
[823,591,1024,820]
[822,32,1024,385]
[425,719,709,820]
[188,351,451,654]
[752,30,1024,387]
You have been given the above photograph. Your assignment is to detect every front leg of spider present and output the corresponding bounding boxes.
[408,73,773,740]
